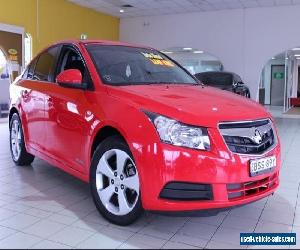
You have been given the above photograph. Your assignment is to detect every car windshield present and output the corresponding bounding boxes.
[86,45,197,86]
[196,72,233,86]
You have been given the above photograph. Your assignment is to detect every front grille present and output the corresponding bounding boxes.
[227,172,278,201]
[219,119,275,154]
[159,182,213,201]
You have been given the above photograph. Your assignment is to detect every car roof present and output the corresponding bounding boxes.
[196,71,234,75]
[29,39,156,67]
[49,39,153,50]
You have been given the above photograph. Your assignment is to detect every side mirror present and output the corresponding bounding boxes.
[56,69,86,89]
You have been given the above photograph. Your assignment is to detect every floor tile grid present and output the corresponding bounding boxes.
[68,211,157,249]
[246,196,271,249]
[0,197,95,248]
[281,119,300,249]
[279,121,297,169]
[201,211,232,249]
[26,203,107,248]
[0,206,100,249]
[0,214,47,248]
[115,214,165,249]
[0,188,94,248]
[290,183,300,249]
[155,217,193,249]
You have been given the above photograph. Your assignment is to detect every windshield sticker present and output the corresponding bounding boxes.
[149,58,175,67]
[141,52,163,60]
[103,75,111,82]
[141,52,174,67]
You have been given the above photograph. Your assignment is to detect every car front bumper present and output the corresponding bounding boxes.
[134,127,281,211]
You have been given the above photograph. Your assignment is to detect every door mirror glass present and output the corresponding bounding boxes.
[56,69,84,89]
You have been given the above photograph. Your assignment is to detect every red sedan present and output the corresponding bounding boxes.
[9,40,281,225]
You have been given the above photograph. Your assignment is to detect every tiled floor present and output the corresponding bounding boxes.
[265,105,300,119]
[0,118,299,249]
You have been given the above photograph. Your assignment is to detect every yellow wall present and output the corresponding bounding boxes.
[0,0,119,55]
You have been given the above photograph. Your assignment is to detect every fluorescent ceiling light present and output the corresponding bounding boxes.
[120,9,124,13]
[292,48,300,51]
[183,47,193,51]
[294,54,300,57]
[193,50,204,54]
[272,57,276,60]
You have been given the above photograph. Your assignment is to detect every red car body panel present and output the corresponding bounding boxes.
[10,40,281,212]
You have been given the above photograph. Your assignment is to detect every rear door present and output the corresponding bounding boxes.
[19,46,60,152]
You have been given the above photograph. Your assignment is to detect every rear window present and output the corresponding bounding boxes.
[33,46,59,82]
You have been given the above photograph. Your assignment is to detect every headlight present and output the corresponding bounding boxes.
[145,112,211,150]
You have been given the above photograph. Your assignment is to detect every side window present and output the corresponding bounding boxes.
[33,46,59,82]
[56,47,87,82]
[22,57,37,79]
[233,74,242,84]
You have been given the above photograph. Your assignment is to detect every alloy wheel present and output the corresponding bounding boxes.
[11,119,21,161]
[95,149,140,216]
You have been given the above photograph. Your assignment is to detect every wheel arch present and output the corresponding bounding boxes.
[90,125,127,160]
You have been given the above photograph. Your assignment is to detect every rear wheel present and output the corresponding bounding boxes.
[90,136,143,225]
[9,113,35,166]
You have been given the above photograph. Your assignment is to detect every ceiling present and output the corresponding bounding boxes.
[69,0,300,18]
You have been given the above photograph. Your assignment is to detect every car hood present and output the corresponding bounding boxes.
[107,84,271,128]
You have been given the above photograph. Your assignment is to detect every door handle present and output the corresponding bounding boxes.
[46,97,54,107]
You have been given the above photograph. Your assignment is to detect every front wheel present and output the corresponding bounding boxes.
[90,136,143,225]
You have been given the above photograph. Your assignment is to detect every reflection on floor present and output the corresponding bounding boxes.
[0,119,299,249]
[265,105,300,119]
[265,105,284,118]
[285,107,300,116]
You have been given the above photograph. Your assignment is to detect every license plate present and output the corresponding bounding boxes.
[250,156,276,176]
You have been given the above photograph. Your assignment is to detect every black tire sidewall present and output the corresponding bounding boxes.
[10,113,22,163]
[90,136,143,226]
[9,113,34,166]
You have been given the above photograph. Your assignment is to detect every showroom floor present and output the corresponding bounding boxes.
[0,118,299,249]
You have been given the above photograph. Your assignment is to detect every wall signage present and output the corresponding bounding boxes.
[273,72,284,79]
[8,48,18,62]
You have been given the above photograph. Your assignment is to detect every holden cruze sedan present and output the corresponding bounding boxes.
[9,40,281,225]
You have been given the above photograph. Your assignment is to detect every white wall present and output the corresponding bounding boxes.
[120,5,300,100]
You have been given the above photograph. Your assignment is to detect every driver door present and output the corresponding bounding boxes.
[43,45,91,173]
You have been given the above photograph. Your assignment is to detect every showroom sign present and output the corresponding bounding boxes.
[273,72,284,79]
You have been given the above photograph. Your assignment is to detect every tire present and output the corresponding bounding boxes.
[90,135,143,225]
[9,113,35,166]
[244,91,250,98]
